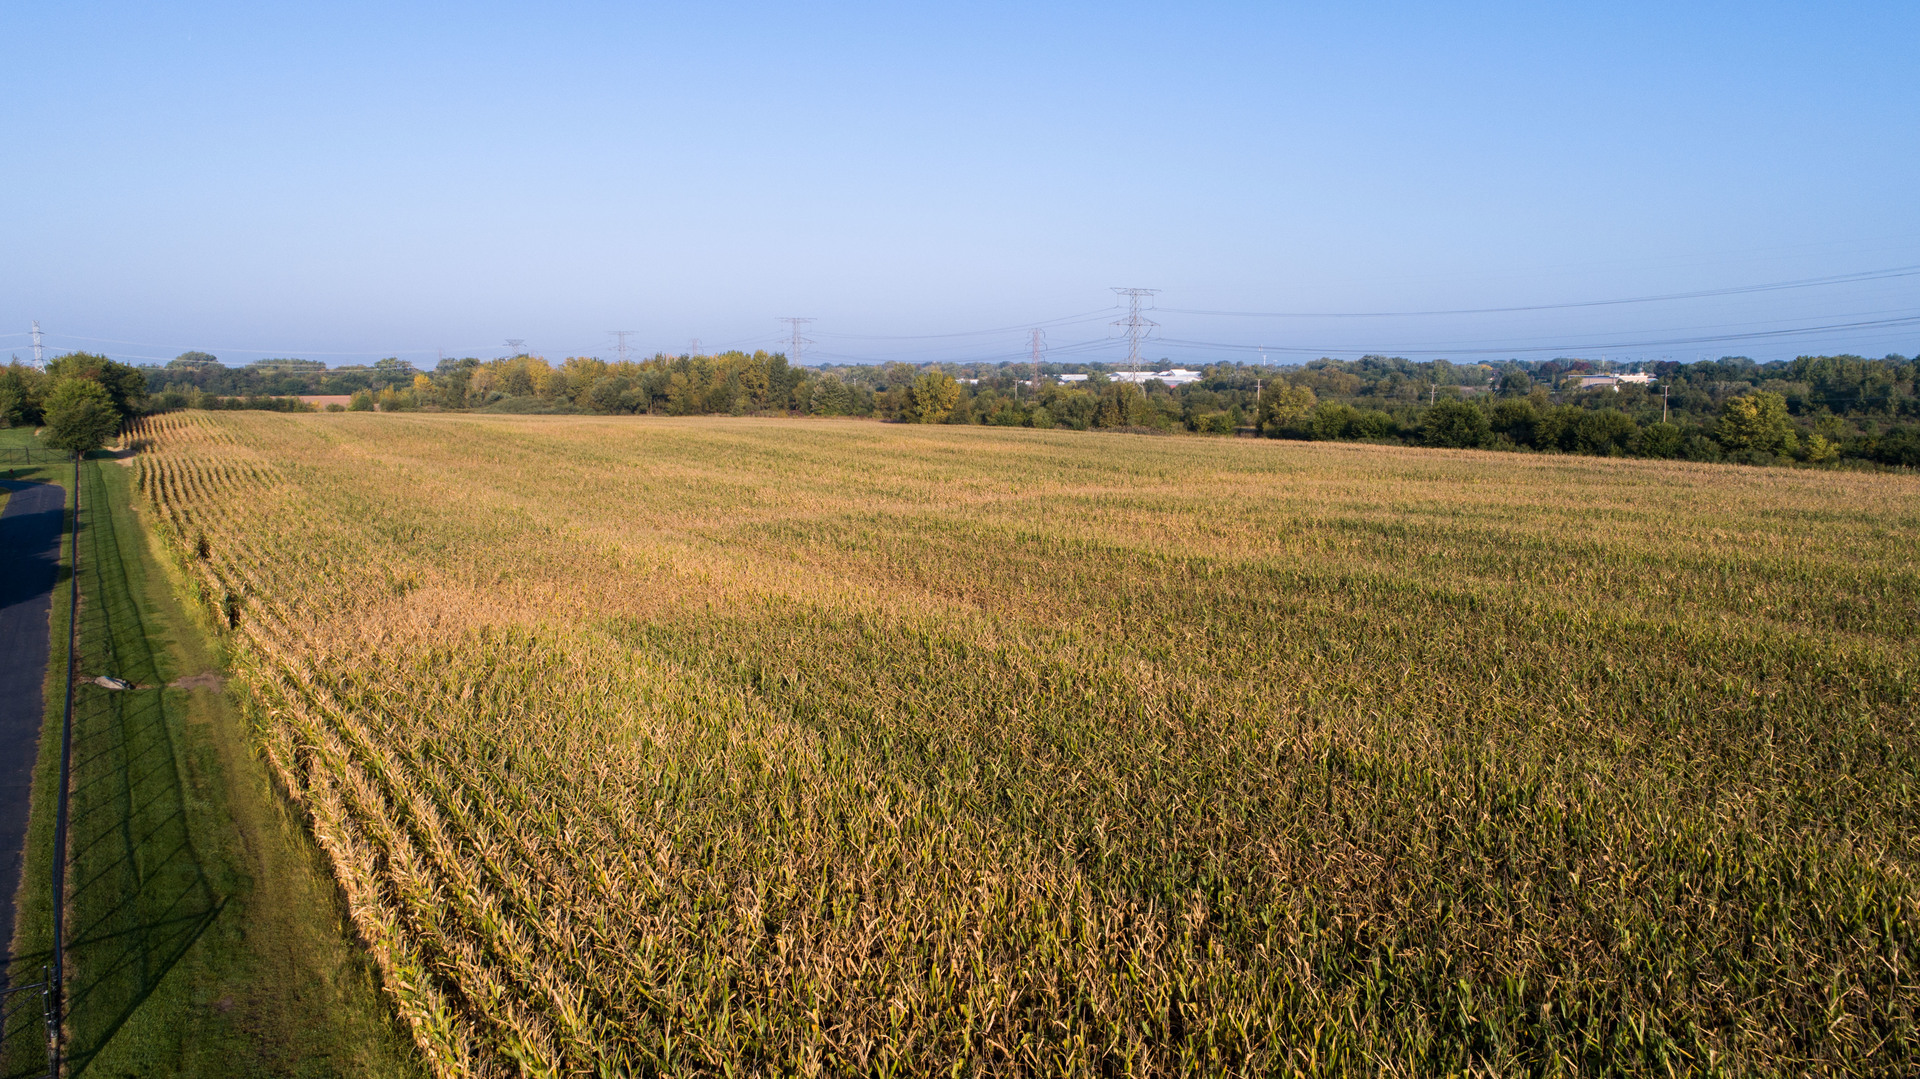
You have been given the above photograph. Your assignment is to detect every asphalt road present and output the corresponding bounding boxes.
[0,480,64,972]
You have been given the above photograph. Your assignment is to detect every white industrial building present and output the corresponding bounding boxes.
[1056,369,1205,387]
[1577,373,1656,390]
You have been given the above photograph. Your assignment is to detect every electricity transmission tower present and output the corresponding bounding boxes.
[689,338,702,356]
[1111,288,1159,381]
[608,330,637,363]
[31,320,43,365]
[504,338,526,357]
[779,318,814,365]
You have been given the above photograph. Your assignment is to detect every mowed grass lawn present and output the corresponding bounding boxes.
[131,412,1918,1076]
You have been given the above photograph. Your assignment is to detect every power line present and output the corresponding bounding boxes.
[1153,311,1920,359]
[812,308,1115,341]
[811,334,1117,365]
[31,332,509,356]
[25,256,1918,371]
[1159,263,1920,319]
[805,336,1116,367]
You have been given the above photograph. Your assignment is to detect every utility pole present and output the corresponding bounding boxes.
[1111,288,1159,384]
[1662,385,1670,424]
[1430,382,1437,406]
[608,330,637,364]
[779,318,813,366]
[1027,328,1045,398]
[31,320,43,366]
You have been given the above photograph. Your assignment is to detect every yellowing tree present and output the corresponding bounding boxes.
[1717,391,1797,455]
[908,372,960,423]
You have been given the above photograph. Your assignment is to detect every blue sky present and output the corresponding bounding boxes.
[3,1,1917,367]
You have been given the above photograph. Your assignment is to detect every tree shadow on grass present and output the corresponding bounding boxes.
[1,974,54,1079]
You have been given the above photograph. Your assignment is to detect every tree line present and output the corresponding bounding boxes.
[6,348,1916,468]
[0,353,147,452]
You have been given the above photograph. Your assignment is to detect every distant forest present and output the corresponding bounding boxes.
[4,347,1916,468]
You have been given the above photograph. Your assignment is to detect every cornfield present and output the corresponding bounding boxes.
[128,411,1919,1076]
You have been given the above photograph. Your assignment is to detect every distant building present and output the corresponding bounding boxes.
[1577,373,1656,391]
[1056,369,1204,387]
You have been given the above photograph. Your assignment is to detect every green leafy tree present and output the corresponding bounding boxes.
[1420,399,1490,448]
[737,363,772,409]
[1716,391,1797,455]
[46,352,147,416]
[1096,383,1152,428]
[1573,409,1638,456]
[810,378,852,417]
[1489,399,1539,446]
[1048,390,1097,430]
[1632,421,1684,459]
[373,357,417,381]
[1529,404,1589,452]
[1683,434,1724,462]
[907,372,960,423]
[1304,402,1359,440]
[1258,382,1317,435]
[0,361,49,427]
[1802,432,1841,464]
[42,378,121,453]
[1865,427,1920,467]
[584,376,636,414]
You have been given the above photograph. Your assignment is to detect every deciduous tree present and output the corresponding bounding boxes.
[0,361,48,427]
[1716,391,1797,455]
[1258,382,1316,435]
[908,372,960,423]
[1420,399,1490,448]
[43,378,120,452]
[47,352,147,416]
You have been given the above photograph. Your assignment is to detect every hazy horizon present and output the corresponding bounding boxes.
[6,2,1916,368]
